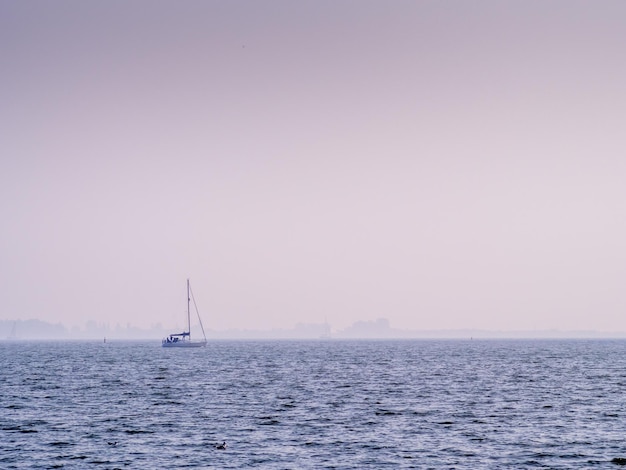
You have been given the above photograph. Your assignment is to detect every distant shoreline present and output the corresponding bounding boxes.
[2,320,626,341]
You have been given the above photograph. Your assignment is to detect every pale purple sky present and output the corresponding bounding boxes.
[2,1,626,333]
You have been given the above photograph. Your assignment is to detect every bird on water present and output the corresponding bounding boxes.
[215,442,226,450]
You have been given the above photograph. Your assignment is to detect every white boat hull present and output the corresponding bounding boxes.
[162,340,206,348]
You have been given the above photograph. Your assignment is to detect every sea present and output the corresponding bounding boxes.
[1,339,626,469]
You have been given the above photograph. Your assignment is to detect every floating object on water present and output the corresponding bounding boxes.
[162,279,208,348]
[215,441,226,450]
[612,457,626,466]
[107,441,117,446]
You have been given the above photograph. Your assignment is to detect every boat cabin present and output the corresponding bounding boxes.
[162,332,190,344]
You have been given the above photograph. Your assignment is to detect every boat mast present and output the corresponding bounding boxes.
[187,278,191,339]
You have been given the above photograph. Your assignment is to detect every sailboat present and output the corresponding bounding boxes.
[6,321,17,341]
[162,279,207,348]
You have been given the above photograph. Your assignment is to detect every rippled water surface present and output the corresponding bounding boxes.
[2,339,626,468]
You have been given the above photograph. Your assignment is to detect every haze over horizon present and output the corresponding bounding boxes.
[2,1,626,334]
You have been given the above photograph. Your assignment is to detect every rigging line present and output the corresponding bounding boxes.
[189,284,207,341]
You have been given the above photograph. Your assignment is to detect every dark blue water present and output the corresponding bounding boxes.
[1,340,626,468]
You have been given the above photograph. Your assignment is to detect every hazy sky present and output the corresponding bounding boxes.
[2,1,626,333]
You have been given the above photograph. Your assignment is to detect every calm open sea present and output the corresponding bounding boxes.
[1,339,626,469]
